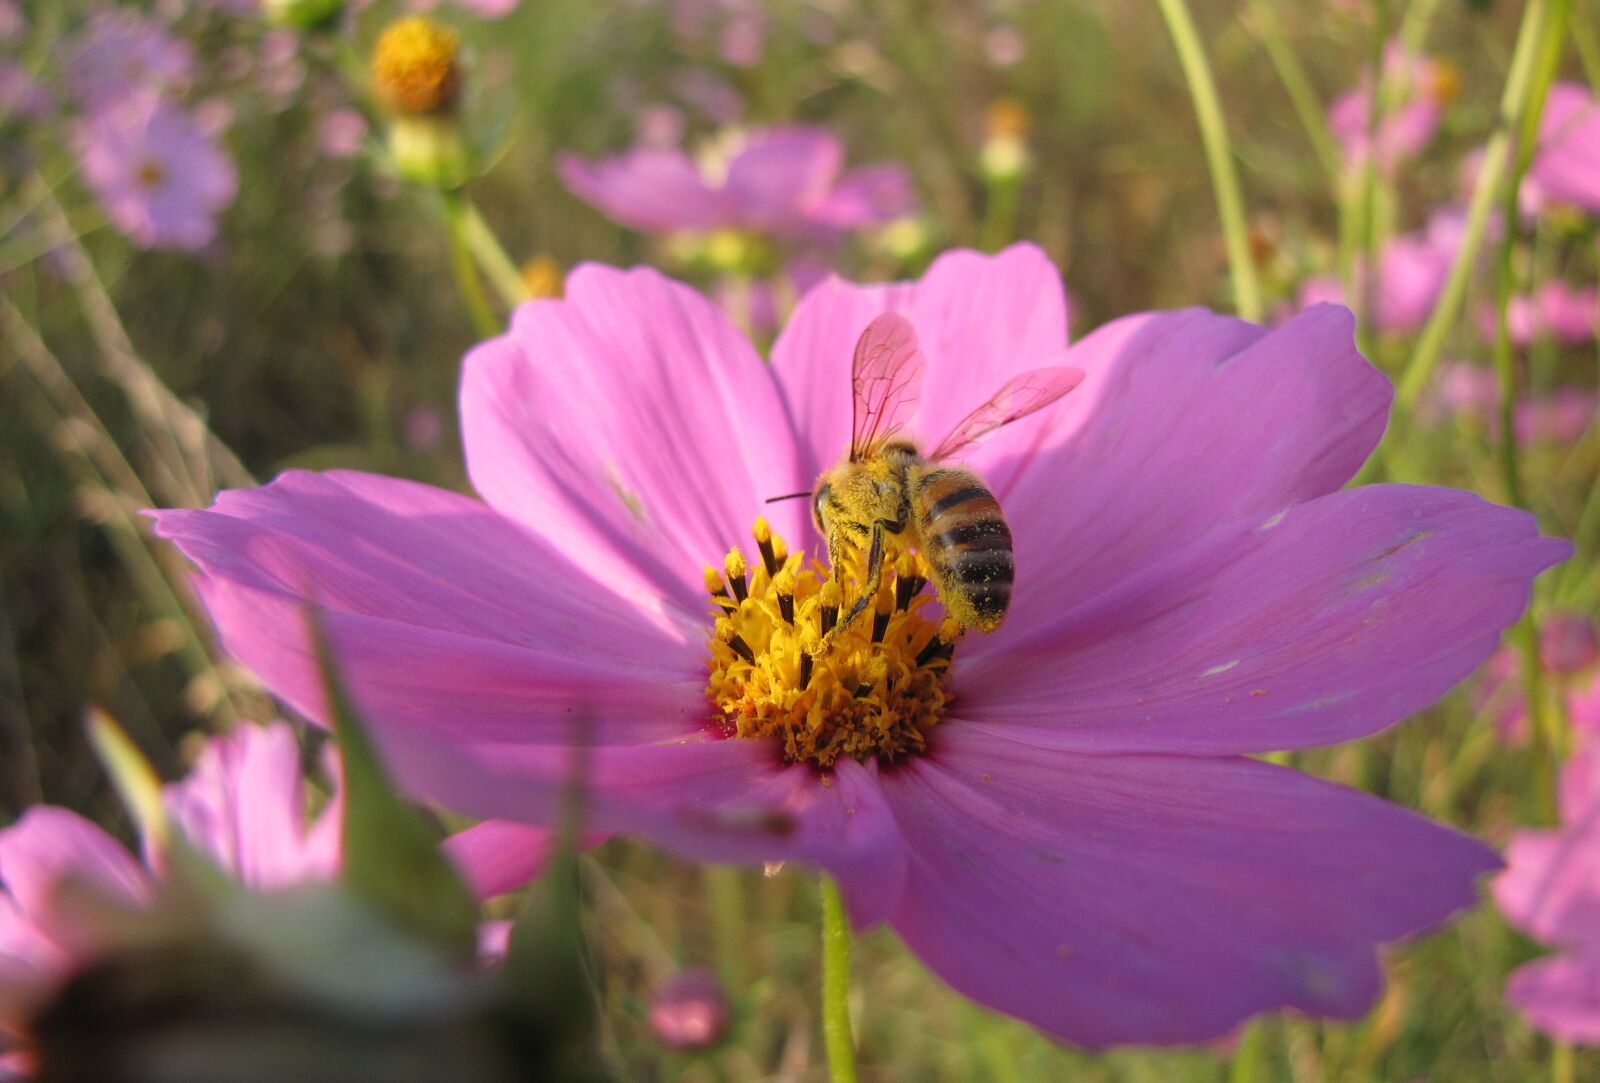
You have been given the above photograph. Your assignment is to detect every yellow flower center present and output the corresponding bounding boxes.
[705,519,958,769]
[371,17,459,116]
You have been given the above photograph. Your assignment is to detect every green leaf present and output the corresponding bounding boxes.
[311,615,479,955]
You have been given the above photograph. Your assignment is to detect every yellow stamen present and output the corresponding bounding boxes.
[372,17,459,116]
[705,522,952,768]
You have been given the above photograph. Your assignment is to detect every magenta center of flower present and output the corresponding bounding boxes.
[703,519,956,768]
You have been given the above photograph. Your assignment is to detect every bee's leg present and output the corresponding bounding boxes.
[833,522,886,637]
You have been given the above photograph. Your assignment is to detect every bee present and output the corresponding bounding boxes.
[805,312,1084,646]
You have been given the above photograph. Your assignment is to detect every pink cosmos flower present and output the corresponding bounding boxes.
[559,126,913,240]
[1478,282,1598,348]
[151,244,1568,1047]
[1478,613,1600,743]
[0,723,328,1034]
[0,722,548,1041]
[1495,744,1600,1042]
[1328,43,1455,171]
[1527,82,1600,216]
[66,10,194,112]
[1420,363,1596,448]
[76,93,238,251]
[1297,229,1454,334]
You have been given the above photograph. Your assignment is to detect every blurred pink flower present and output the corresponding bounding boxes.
[1420,363,1595,447]
[0,1,22,43]
[0,723,552,1036]
[1475,612,1600,743]
[76,93,238,251]
[154,245,1567,1046]
[1479,282,1598,348]
[1515,388,1597,445]
[67,10,193,112]
[561,127,913,240]
[407,0,520,17]
[0,62,50,121]
[1328,43,1454,171]
[1297,227,1454,334]
[650,968,731,1050]
[319,108,368,159]
[1527,82,1600,216]
[1495,745,1600,1042]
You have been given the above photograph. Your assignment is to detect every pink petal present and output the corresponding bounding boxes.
[0,808,149,957]
[1505,949,1600,1044]
[723,126,842,227]
[955,484,1566,754]
[877,725,1498,1047]
[441,820,606,899]
[1494,745,1600,947]
[161,722,337,890]
[150,470,708,749]
[771,244,1071,492]
[460,265,809,611]
[375,729,908,924]
[809,163,914,230]
[557,149,726,233]
[989,304,1392,641]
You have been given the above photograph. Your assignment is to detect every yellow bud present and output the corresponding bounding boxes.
[723,548,747,581]
[519,255,565,300]
[752,516,772,545]
[372,17,459,116]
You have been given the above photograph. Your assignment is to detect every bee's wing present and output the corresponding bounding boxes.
[850,312,926,459]
[928,366,1085,461]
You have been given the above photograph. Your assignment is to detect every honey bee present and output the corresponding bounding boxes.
[805,312,1084,645]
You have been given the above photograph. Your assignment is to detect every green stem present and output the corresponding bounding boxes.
[1554,1040,1575,1083]
[441,192,501,337]
[1395,0,1554,409]
[819,877,860,1083]
[1247,0,1341,184]
[1228,1020,1266,1083]
[459,197,533,308]
[1154,0,1263,321]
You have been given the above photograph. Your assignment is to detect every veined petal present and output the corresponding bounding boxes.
[770,244,1071,491]
[878,727,1498,1048]
[373,726,908,923]
[150,470,708,748]
[161,722,337,890]
[461,264,809,609]
[989,303,1392,641]
[956,485,1567,755]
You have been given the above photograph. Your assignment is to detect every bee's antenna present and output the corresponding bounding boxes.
[764,490,812,504]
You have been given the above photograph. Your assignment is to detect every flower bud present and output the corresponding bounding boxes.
[1542,612,1599,675]
[387,114,471,189]
[648,968,730,1051]
[979,97,1031,182]
[372,17,460,116]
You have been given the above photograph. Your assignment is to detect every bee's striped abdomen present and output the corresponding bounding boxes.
[910,466,1014,632]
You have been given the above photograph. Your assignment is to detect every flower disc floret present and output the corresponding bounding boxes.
[705,519,956,768]
[372,17,459,116]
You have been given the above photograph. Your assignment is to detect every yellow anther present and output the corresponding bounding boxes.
[770,532,789,565]
[705,522,951,768]
[372,17,459,116]
[704,564,726,595]
[752,517,772,545]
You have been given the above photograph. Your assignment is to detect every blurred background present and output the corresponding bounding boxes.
[1,0,1597,1079]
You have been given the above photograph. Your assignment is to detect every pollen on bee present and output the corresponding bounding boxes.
[704,521,954,768]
